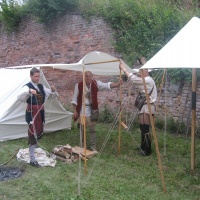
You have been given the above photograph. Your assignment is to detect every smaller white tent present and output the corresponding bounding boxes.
[140,17,200,69]
[0,68,73,141]
[139,17,200,171]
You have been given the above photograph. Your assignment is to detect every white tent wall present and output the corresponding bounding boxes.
[0,68,73,141]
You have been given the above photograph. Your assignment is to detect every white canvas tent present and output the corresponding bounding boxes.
[140,16,200,171]
[0,68,73,141]
[7,51,132,75]
[1,51,131,141]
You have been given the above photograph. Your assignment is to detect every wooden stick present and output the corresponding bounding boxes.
[118,66,122,155]
[121,122,128,130]
[84,59,120,65]
[0,149,19,166]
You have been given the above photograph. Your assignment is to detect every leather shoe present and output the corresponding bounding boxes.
[30,161,41,168]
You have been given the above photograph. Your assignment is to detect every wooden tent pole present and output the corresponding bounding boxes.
[141,70,167,193]
[191,68,196,171]
[82,66,87,175]
[118,67,122,155]
[84,59,120,66]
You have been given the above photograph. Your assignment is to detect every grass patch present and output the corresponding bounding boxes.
[0,123,200,200]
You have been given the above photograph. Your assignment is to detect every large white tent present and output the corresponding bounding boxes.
[1,51,131,141]
[0,68,73,141]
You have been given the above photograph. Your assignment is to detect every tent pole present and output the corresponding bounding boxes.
[84,59,120,66]
[82,66,87,175]
[118,67,122,155]
[141,70,167,193]
[191,68,196,171]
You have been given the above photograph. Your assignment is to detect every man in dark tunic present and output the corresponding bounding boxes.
[18,67,58,167]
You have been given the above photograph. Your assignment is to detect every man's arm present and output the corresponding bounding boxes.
[71,84,79,119]
[18,85,31,102]
[110,80,123,89]
[43,85,58,99]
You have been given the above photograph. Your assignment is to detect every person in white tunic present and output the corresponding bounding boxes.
[72,71,122,151]
[119,57,157,156]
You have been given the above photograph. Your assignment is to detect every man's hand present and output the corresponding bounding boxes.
[110,79,123,88]
[73,110,78,120]
[119,60,126,71]
[29,88,37,95]
[51,85,56,92]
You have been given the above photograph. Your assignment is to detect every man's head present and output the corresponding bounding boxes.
[85,71,93,85]
[137,57,148,77]
[30,67,40,84]
[138,69,149,77]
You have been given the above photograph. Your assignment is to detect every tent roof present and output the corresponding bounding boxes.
[7,51,132,75]
[141,17,200,69]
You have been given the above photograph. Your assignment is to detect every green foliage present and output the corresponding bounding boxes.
[98,104,114,123]
[155,116,165,130]
[0,0,23,31]
[79,0,185,66]
[25,0,78,24]
[156,116,187,135]
[167,68,200,83]
[78,0,200,84]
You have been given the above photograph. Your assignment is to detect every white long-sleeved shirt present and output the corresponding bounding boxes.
[128,73,157,103]
[18,81,58,102]
[71,80,112,117]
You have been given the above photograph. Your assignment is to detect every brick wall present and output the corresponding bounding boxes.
[0,14,122,112]
[0,14,198,128]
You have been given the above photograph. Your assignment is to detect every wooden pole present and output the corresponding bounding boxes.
[82,67,87,175]
[191,68,196,171]
[84,59,120,66]
[118,68,122,155]
[141,70,167,193]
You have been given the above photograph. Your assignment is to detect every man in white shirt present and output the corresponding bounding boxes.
[18,67,58,167]
[72,71,122,151]
[119,58,157,156]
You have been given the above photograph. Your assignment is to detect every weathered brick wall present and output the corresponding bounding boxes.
[0,13,198,127]
[0,14,122,112]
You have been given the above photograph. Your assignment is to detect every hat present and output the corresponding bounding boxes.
[132,68,140,74]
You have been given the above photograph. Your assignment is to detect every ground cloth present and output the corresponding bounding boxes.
[17,148,56,167]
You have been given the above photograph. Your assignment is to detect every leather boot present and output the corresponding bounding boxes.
[143,124,152,156]
[139,124,145,150]
[144,133,151,156]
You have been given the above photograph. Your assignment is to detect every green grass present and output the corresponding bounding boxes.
[0,123,200,200]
